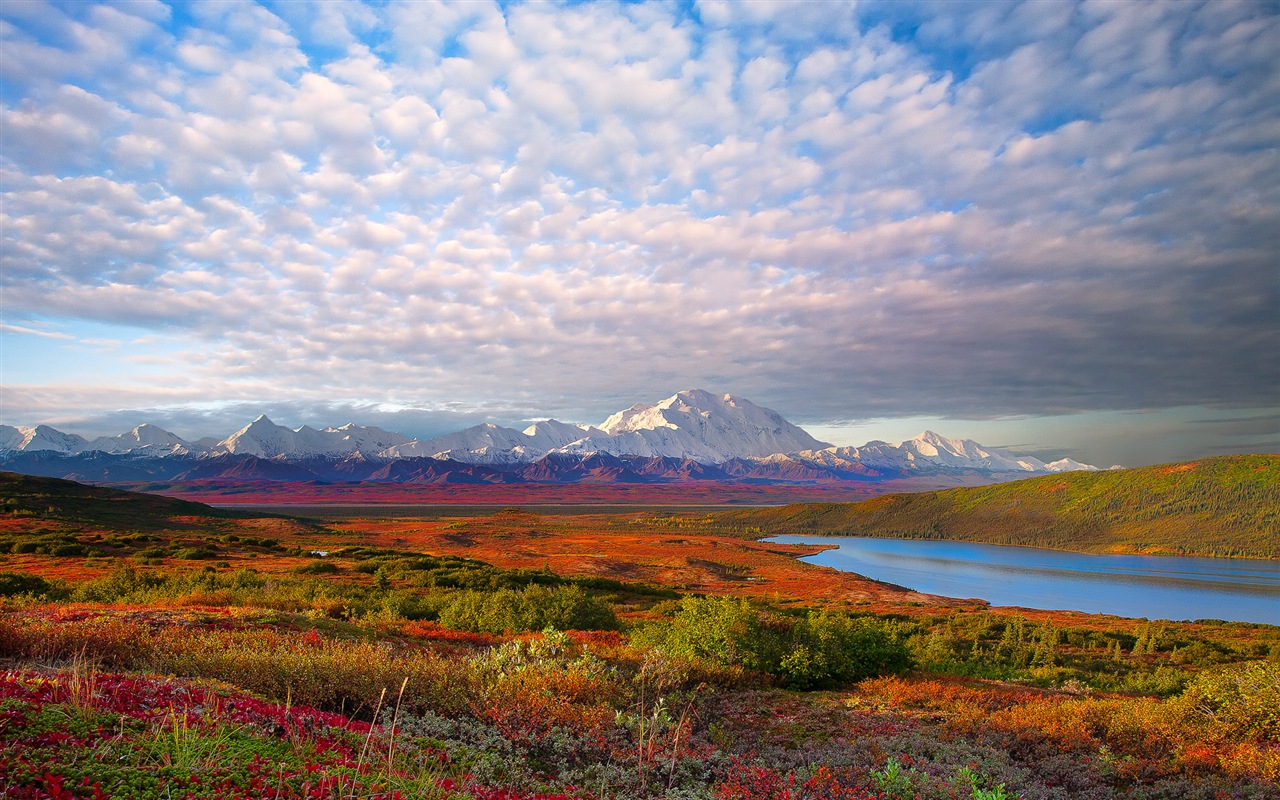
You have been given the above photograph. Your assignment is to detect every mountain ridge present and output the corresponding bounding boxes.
[0,390,1101,482]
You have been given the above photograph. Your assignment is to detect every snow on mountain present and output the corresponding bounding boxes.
[216,417,412,458]
[0,425,89,453]
[386,423,540,463]
[0,426,25,451]
[323,422,413,454]
[0,391,1102,475]
[582,389,832,461]
[522,420,604,449]
[796,431,1090,476]
[86,424,204,456]
[1044,458,1100,473]
[381,388,832,465]
[216,416,303,457]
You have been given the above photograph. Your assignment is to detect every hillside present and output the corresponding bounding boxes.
[719,455,1280,559]
[0,471,241,530]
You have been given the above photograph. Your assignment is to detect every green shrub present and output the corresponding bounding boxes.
[780,611,914,689]
[0,571,53,597]
[294,560,340,574]
[438,584,618,634]
[1171,660,1280,742]
[636,596,779,672]
[172,547,217,560]
[636,597,912,688]
[71,564,166,603]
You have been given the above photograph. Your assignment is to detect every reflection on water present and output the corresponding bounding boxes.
[766,536,1280,625]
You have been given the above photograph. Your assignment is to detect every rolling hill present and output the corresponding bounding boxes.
[719,454,1280,559]
[0,471,241,531]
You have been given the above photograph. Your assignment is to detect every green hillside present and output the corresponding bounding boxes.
[719,454,1280,559]
[0,471,238,531]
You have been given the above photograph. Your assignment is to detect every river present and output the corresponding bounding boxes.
[767,535,1280,625]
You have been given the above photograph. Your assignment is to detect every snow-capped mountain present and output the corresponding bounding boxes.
[0,424,88,454]
[579,389,832,461]
[218,416,412,458]
[382,391,827,465]
[0,426,26,452]
[0,390,1102,479]
[796,431,1097,476]
[385,421,598,464]
[86,424,204,456]
[1043,457,1101,473]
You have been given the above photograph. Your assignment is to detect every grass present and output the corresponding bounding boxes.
[1,471,1278,798]
[717,454,1280,559]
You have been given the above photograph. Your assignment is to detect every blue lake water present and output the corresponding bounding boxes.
[766,536,1280,625]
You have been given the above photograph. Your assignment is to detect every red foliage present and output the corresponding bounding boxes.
[400,620,499,647]
[715,763,876,800]
[567,630,624,648]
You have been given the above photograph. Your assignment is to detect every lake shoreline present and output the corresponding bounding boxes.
[767,534,1280,626]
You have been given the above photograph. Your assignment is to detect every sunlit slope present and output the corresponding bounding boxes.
[720,455,1279,559]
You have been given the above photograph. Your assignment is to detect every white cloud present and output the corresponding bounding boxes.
[0,0,1276,463]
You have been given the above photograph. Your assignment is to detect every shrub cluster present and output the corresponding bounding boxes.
[438,584,619,634]
[1169,660,1280,744]
[0,571,55,598]
[635,596,912,688]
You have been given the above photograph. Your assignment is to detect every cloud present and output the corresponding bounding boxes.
[0,322,74,340]
[1,1,1277,463]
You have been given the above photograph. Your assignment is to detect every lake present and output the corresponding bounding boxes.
[767,535,1280,625]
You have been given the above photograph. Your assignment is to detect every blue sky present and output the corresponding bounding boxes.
[1,0,1277,467]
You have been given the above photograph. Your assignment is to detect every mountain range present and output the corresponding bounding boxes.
[0,389,1100,485]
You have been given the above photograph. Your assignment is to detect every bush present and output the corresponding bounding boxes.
[0,572,53,597]
[172,546,217,560]
[469,628,623,742]
[71,564,166,603]
[781,611,914,689]
[1171,660,1280,743]
[636,597,912,688]
[294,560,340,574]
[637,596,776,671]
[438,584,618,634]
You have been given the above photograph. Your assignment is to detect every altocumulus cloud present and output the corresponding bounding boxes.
[1,0,1277,444]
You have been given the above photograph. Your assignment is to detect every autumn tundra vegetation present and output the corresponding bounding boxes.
[0,460,1277,799]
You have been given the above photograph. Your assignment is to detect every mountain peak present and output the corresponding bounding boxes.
[0,391,1100,476]
[665,388,725,407]
[593,389,831,460]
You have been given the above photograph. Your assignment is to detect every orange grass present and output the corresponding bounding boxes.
[316,510,970,612]
[852,673,1280,784]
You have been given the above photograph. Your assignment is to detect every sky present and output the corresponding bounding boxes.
[1,0,1277,468]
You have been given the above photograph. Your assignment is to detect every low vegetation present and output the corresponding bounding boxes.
[1,471,1277,798]
[719,455,1280,559]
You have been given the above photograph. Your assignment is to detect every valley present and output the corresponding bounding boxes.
[1,468,1277,799]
